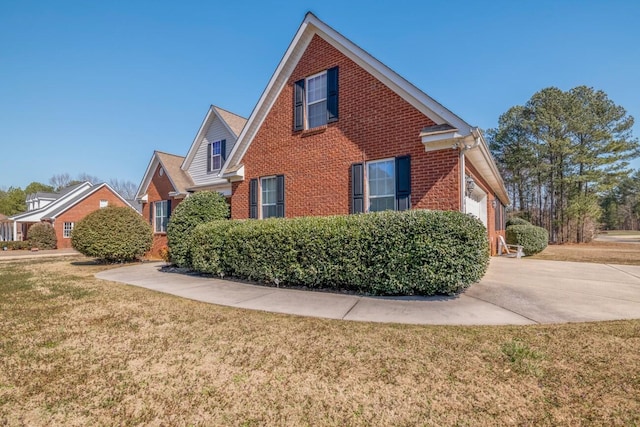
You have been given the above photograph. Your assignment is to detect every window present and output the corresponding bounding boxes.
[367,159,396,212]
[154,200,169,233]
[249,175,285,219]
[100,199,108,208]
[351,156,411,214]
[294,67,338,131]
[306,72,327,128]
[261,177,277,219]
[208,140,226,172]
[63,222,74,238]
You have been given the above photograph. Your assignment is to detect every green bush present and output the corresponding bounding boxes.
[1,241,30,250]
[71,206,153,262]
[506,224,549,256]
[167,191,229,268]
[27,223,57,249]
[188,210,489,296]
[506,217,531,227]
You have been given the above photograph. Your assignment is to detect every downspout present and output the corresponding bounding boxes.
[456,128,482,213]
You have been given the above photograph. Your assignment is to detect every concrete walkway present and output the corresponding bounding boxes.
[95,257,640,325]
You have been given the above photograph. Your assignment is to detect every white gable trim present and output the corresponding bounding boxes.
[135,152,180,201]
[181,105,241,172]
[223,12,473,172]
[10,182,93,221]
[43,183,140,219]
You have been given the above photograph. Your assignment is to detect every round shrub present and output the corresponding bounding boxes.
[71,206,153,262]
[27,223,57,249]
[506,224,549,256]
[167,191,229,268]
[506,217,531,227]
[189,210,489,296]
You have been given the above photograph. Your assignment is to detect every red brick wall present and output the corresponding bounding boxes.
[142,164,183,258]
[231,34,460,219]
[55,186,130,249]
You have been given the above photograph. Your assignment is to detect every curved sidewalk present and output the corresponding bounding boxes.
[96,257,640,325]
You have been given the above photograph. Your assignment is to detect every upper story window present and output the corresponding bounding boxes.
[208,139,226,172]
[99,199,108,208]
[294,67,339,131]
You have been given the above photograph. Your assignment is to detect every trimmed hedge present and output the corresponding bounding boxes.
[167,191,230,268]
[188,210,489,296]
[506,217,531,227]
[27,223,57,249]
[506,224,549,256]
[71,206,153,262]
[1,241,31,250]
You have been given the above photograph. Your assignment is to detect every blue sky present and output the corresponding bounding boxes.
[1,0,639,189]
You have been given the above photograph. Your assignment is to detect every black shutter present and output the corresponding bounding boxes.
[167,199,172,218]
[221,139,227,162]
[249,179,258,219]
[276,175,285,218]
[148,202,153,225]
[207,142,212,172]
[395,156,411,211]
[351,163,364,214]
[294,79,305,131]
[327,66,339,123]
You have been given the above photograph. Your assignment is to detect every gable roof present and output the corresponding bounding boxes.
[135,151,194,200]
[181,105,247,171]
[10,182,94,221]
[42,183,138,220]
[224,12,473,171]
[222,12,509,205]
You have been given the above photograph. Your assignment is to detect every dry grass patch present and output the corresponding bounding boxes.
[1,257,639,425]
[532,241,640,265]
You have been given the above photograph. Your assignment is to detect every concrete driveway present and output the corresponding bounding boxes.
[96,257,640,326]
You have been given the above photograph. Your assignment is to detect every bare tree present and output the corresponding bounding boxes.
[109,178,138,199]
[49,173,72,191]
[77,172,101,184]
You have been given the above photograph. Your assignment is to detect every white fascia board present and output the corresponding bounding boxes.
[421,131,465,151]
[181,106,215,171]
[135,154,159,200]
[221,165,244,182]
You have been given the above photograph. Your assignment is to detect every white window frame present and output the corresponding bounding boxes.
[260,176,277,219]
[63,222,74,238]
[210,140,222,172]
[366,158,396,213]
[305,71,327,129]
[154,200,168,233]
[99,199,108,208]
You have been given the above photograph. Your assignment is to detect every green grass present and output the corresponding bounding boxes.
[1,257,639,425]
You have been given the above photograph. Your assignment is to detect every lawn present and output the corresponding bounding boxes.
[532,240,640,265]
[1,256,639,426]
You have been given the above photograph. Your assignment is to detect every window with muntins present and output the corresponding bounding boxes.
[210,140,222,171]
[294,67,338,131]
[63,222,74,238]
[306,71,327,128]
[154,200,168,233]
[367,159,396,212]
[261,177,277,219]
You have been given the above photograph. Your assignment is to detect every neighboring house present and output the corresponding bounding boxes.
[223,13,509,254]
[135,106,247,255]
[7,182,137,248]
[138,13,509,255]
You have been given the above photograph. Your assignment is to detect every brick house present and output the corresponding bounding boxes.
[223,13,509,254]
[7,182,136,248]
[135,106,247,256]
[138,13,509,255]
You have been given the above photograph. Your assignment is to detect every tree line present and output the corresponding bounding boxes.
[488,86,639,243]
[0,174,137,216]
